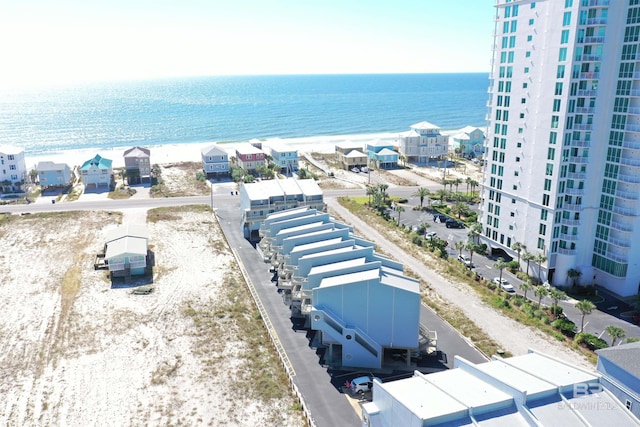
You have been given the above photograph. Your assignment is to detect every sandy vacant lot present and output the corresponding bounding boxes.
[0,207,305,426]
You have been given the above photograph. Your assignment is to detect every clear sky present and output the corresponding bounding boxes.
[0,0,495,88]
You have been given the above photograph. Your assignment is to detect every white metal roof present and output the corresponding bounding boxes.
[105,236,147,259]
[309,257,367,275]
[104,224,149,244]
[410,121,440,130]
[319,267,379,288]
[235,143,265,155]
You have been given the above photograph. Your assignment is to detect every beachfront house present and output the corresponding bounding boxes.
[201,144,230,177]
[80,154,113,188]
[396,121,449,164]
[36,161,73,187]
[235,143,266,173]
[366,139,398,169]
[104,224,150,279]
[123,146,151,184]
[267,141,299,175]
[0,145,27,192]
[451,126,485,159]
[240,177,325,240]
[335,142,367,170]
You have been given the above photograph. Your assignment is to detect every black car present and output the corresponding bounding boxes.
[433,214,449,223]
[445,219,464,228]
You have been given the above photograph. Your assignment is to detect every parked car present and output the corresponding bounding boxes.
[350,167,360,173]
[361,166,369,173]
[350,375,381,394]
[458,254,473,268]
[425,231,437,240]
[492,277,515,292]
[445,219,464,228]
[433,214,449,223]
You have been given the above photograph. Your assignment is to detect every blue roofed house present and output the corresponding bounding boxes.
[201,144,229,177]
[267,141,299,175]
[36,161,73,187]
[596,341,640,419]
[451,126,485,159]
[80,154,113,188]
[366,139,398,169]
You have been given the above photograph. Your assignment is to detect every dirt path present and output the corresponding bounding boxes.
[326,199,593,370]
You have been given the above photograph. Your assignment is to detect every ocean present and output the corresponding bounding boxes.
[0,73,489,156]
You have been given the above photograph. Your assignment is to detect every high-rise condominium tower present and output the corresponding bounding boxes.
[482,0,640,297]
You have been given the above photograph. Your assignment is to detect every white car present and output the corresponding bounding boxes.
[425,231,437,240]
[361,166,369,173]
[458,254,473,267]
[350,167,360,173]
[350,375,381,394]
[493,277,515,293]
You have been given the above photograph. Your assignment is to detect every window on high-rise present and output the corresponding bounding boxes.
[546,164,554,176]
[561,30,570,44]
[555,83,563,95]
[508,51,515,63]
[526,51,531,58]
[624,25,640,43]
[539,224,547,235]
[557,65,565,78]
[548,148,555,160]
[531,2,536,8]
[565,0,572,7]
[503,21,510,33]
[509,36,516,48]
[628,7,640,25]
[505,96,511,106]
[553,99,561,111]
[511,21,517,32]
[541,209,548,220]
[537,238,545,250]
[505,6,511,18]
[502,37,509,48]
[622,44,638,61]
[527,35,533,41]
[551,116,559,128]
[559,48,567,61]
[549,132,557,144]
[563,12,572,26]
[505,81,512,92]
[544,179,552,191]
[513,5,519,16]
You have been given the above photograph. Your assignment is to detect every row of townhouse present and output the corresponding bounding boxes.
[257,207,425,370]
[239,177,325,240]
[201,141,300,177]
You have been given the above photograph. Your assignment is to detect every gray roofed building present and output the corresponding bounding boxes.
[597,341,640,419]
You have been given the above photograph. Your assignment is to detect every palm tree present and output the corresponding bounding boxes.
[534,286,549,309]
[575,300,596,333]
[467,222,482,244]
[605,325,626,346]
[435,189,447,203]
[454,241,465,257]
[414,187,430,209]
[494,257,508,284]
[534,252,548,282]
[469,179,479,194]
[465,176,472,193]
[453,178,463,193]
[451,202,467,219]
[549,288,566,320]
[366,185,377,205]
[511,242,526,269]
[522,252,535,276]
[396,205,405,224]
[378,183,389,204]
[520,280,533,301]
[567,268,582,287]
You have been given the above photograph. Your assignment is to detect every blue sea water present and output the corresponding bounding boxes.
[0,73,489,156]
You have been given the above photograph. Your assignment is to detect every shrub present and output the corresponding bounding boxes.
[550,305,563,317]
[533,310,548,320]
[575,333,608,351]
[552,318,577,337]
[507,260,519,273]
